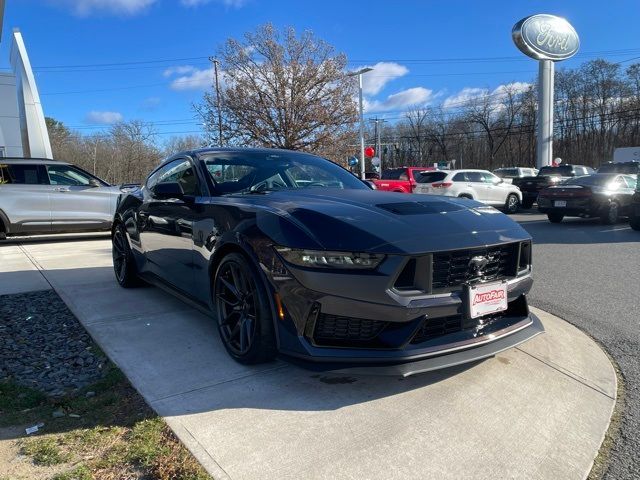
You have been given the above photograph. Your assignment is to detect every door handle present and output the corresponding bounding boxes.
[54,187,70,192]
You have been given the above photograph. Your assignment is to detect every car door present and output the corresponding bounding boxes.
[46,163,114,232]
[619,175,638,212]
[0,163,51,234]
[138,157,202,294]
[464,171,489,202]
[482,171,508,205]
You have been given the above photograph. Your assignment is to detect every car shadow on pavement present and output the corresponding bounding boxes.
[0,266,487,436]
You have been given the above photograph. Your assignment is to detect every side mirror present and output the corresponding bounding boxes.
[89,178,102,188]
[153,182,184,200]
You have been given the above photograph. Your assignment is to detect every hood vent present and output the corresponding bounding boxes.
[376,201,464,215]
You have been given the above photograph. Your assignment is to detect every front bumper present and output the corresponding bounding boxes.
[268,251,539,371]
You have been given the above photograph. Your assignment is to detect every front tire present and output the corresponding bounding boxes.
[213,253,277,364]
[600,201,620,225]
[504,194,520,214]
[112,223,142,288]
[547,212,564,223]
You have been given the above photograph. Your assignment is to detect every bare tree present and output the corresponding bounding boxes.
[196,24,357,153]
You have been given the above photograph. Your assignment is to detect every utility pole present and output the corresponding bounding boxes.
[370,118,386,170]
[347,67,373,179]
[209,57,224,147]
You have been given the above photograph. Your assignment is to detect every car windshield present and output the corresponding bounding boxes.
[416,171,447,183]
[562,175,617,186]
[201,151,368,194]
[597,163,639,174]
[539,165,574,176]
[381,168,406,180]
[494,168,518,178]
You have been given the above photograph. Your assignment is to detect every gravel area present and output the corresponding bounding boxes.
[0,289,108,397]
[513,213,639,480]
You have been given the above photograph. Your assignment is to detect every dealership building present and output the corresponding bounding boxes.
[0,0,51,158]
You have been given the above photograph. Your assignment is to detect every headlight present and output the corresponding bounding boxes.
[274,247,384,269]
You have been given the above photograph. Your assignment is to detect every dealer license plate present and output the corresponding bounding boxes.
[554,200,567,207]
[467,281,508,319]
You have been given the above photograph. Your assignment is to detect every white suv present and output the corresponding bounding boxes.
[413,169,522,214]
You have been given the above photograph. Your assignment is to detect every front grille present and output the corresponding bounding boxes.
[432,243,518,291]
[411,311,507,344]
[410,315,462,344]
[313,313,388,347]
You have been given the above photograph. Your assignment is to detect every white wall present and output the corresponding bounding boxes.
[0,71,24,157]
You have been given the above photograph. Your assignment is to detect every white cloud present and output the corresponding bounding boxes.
[53,0,157,16]
[443,87,487,109]
[164,65,216,91]
[365,87,434,113]
[180,0,247,7]
[443,82,532,109]
[85,111,123,124]
[358,62,409,96]
[162,65,197,77]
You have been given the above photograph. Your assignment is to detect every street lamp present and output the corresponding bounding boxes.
[348,67,373,180]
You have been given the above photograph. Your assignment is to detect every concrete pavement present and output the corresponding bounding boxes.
[0,236,618,480]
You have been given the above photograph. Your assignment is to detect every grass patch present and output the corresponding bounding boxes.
[4,365,210,480]
[21,436,70,466]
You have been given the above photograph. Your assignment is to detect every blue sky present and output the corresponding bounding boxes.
[2,0,640,141]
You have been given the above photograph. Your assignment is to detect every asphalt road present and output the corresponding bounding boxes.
[512,212,639,480]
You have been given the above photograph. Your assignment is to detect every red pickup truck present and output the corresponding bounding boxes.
[372,167,435,193]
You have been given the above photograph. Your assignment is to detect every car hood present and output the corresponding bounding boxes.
[250,189,530,254]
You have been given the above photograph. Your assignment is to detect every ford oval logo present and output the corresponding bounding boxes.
[512,14,580,61]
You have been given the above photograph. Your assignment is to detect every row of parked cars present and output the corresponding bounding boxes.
[370,161,640,226]
[1,156,639,239]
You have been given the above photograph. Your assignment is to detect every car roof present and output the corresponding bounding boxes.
[0,157,70,165]
[189,147,311,157]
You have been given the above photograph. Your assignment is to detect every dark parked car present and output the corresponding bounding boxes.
[630,176,640,231]
[537,173,637,224]
[596,161,640,175]
[513,164,594,209]
[112,148,541,375]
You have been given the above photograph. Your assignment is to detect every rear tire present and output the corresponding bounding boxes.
[630,215,640,231]
[504,194,520,214]
[112,223,142,288]
[522,199,534,209]
[547,212,564,223]
[458,194,473,200]
[213,253,277,364]
[600,201,620,225]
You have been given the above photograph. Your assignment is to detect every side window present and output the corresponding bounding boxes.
[1,164,48,184]
[622,176,637,189]
[481,172,499,183]
[465,172,484,183]
[147,158,199,196]
[47,164,93,186]
[452,172,468,182]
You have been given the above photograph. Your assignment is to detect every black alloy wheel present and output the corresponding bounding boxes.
[213,253,276,364]
[600,200,620,225]
[547,212,564,223]
[505,194,520,214]
[112,223,141,288]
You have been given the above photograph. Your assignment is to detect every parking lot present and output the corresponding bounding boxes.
[2,210,637,479]
[512,212,639,480]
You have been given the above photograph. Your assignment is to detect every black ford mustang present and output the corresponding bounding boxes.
[112,148,542,375]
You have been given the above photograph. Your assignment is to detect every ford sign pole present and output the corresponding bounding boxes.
[512,14,579,169]
[538,59,554,169]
